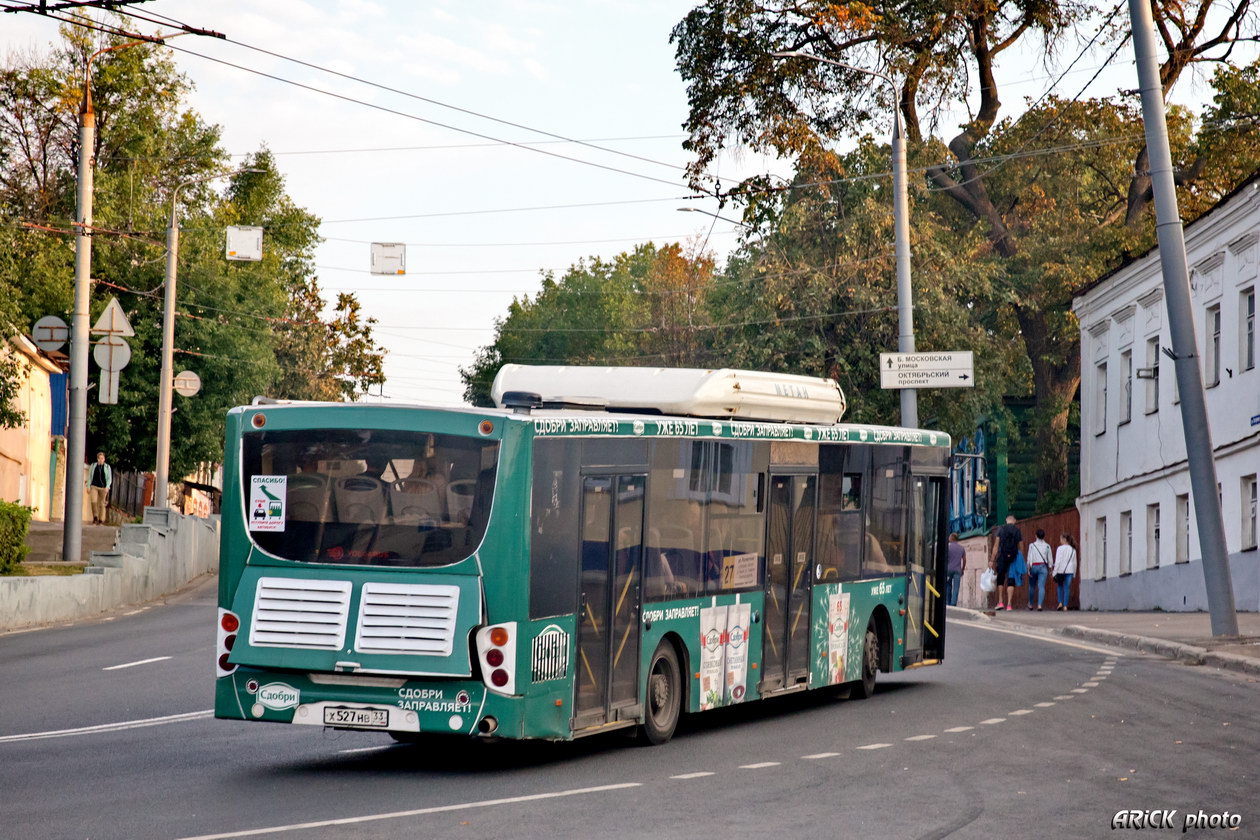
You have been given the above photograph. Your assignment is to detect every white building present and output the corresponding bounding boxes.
[1073,177,1259,611]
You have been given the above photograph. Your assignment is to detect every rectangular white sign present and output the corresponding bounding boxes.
[248,476,287,531]
[879,351,975,389]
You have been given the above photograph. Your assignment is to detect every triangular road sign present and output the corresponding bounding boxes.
[91,297,134,337]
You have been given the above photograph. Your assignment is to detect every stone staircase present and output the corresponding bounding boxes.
[23,521,119,565]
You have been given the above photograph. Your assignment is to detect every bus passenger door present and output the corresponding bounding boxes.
[574,474,645,730]
[762,474,815,692]
[904,476,945,664]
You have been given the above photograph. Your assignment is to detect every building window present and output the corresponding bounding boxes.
[1205,304,1221,387]
[1176,493,1190,563]
[1119,511,1132,575]
[1244,475,1257,551]
[1120,350,1132,424]
[1096,516,1108,580]
[1094,362,1108,435]
[1145,337,1159,414]
[1147,503,1160,568]
[1243,288,1255,372]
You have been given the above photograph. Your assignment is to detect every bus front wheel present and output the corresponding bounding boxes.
[852,624,879,699]
[638,642,682,745]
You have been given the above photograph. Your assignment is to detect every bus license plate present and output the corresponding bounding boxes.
[323,707,389,728]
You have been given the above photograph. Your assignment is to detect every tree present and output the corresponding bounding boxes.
[0,23,385,475]
[462,243,716,405]
[672,0,1260,494]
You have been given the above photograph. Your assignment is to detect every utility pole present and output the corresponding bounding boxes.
[1128,0,1238,636]
[773,51,917,428]
[63,68,95,566]
[154,169,258,507]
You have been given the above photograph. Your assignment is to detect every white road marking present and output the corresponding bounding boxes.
[1008,709,1033,716]
[944,726,974,733]
[953,621,1128,656]
[740,762,780,769]
[102,656,172,671]
[1054,695,1076,700]
[1083,681,1100,687]
[905,734,937,741]
[1070,688,1088,693]
[980,718,1005,725]
[122,608,147,616]
[802,753,840,759]
[337,746,392,755]
[856,743,891,750]
[1035,702,1056,708]
[0,709,212,743]
[670,772,714,779]
[174,783,644,840]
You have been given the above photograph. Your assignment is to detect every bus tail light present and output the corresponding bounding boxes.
[475,622,516,696]
[217,608,240,678]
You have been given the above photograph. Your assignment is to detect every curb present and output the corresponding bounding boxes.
[945,606,1260,677]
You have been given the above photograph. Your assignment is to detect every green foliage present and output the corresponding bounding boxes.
[0,500,32,574]
[0,25,385,474]
[671,1,1260,494]
[461,243,715,405]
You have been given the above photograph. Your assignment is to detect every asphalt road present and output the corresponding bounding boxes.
[2,578,1255,840]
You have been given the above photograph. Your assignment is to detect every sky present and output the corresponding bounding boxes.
[2,0,1243,407]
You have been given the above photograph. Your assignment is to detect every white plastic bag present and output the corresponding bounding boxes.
[979,568,996,593]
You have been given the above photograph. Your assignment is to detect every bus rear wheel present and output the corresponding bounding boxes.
[638,642,682,745]
[851,624,879,699]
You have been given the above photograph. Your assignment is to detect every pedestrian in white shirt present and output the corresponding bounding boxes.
[1052,533,1078,611]
[1026,529,1053,610]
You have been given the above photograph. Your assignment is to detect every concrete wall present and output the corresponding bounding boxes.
[0,509,219,632]
[1083,550,1259,612]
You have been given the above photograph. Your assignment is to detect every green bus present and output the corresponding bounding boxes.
[215,366,949,745]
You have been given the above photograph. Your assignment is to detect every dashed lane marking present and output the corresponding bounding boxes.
[1035,702,1056,708]
[1083,681,1100,687]
[1054,695,1076,700]
[856,743,892,750]
[670,772,714,779]
[802,753,840,760]
[0,709,212,743]
[337,746,392,755]
[1070,688,1089,693]
[905,734,937,741]
[980,718,1006,725]
[173,783,644,840]
[740,762,780,769]
[103,656,172,671]
[944,726,974,733]
[1009,710,1033,716]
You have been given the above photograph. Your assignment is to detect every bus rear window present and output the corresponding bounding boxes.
[241,428,498,567]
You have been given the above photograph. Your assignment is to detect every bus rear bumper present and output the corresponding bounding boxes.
[215,666,503,738]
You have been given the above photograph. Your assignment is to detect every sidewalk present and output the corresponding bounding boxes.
[947,605,1260,677]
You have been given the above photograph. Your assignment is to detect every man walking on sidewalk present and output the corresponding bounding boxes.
[88,451,112,525]
[989,515,1023,610]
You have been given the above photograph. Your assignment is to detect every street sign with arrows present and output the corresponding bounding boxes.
[879,351,975,389]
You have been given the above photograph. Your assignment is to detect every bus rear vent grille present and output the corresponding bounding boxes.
[531,626,570,683]
[354,582,460,657]
[250,577,352,650]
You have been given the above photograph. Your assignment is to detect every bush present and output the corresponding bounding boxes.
[0,500,32,574]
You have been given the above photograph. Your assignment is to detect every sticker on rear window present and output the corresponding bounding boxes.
[249,476,287,532]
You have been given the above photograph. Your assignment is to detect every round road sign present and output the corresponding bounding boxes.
[174,370,202,397]
[32,315,69,353]
[92,334,131,371]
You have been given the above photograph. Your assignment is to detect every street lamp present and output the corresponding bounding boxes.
[63,37,156,564]
[154,168,259,508]
[772,51,917,428]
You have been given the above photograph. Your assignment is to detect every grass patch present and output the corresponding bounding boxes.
[6,563,86,577]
